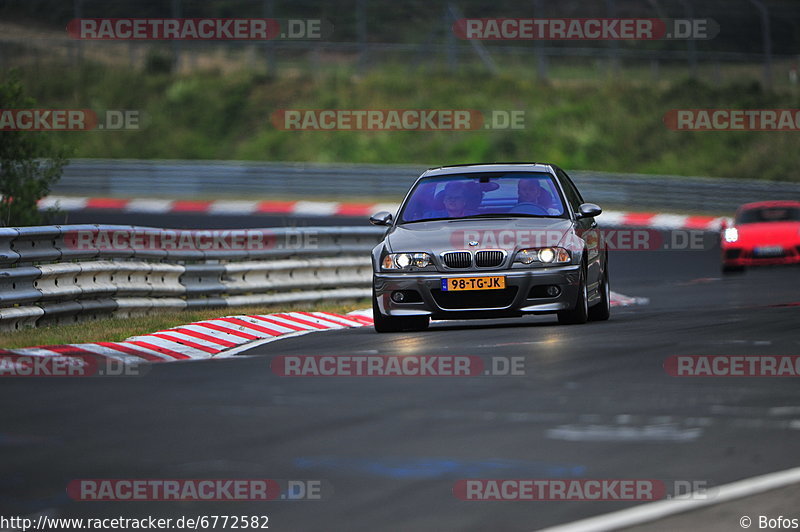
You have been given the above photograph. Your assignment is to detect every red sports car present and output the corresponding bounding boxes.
[721,200,800,273]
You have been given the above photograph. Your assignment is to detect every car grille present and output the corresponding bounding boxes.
[724,249,742,260]
[432,287,518,310]
[475,250,505,267]
[442,251,472,268]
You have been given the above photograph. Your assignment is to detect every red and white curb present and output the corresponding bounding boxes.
[0,311,373,363]
[39,196,398,219]
[0,293,646,365]
[39,195,732,231]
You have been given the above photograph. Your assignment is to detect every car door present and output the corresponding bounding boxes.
[555,167,604,295]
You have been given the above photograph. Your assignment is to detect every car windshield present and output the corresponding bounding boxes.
[398,172,567,223]
[736,206,800,224]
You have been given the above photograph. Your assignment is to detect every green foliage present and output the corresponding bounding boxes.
[144,49,175,75]
[10,65,800,182]
[0,71,70,227]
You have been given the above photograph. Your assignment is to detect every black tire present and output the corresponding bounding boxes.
[588,262,611,322]
[372,292,429,333]
[557,265,589,325]
[722,264,745,274]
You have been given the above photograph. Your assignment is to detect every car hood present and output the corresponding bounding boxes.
[386,217,575,254]
[732,222,800,247]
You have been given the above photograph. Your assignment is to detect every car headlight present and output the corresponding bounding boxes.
[382,252,433,270]
[723,227,739,243]
[515,247,571,265]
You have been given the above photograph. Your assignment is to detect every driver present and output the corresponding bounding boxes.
[441,182,471,217]
[424,182,477,219]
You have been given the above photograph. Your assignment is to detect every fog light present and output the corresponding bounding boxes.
[546,285,561,297]
[391,291,406,303]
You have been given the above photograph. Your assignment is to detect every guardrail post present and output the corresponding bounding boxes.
[748,0,773,89]
[0,267,43,305]
[0,228,20,265]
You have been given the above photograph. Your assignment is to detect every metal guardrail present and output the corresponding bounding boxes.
[0,224,384,332]
[55,160,800,213]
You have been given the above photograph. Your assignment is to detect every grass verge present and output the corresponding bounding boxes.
[0,299,370,350]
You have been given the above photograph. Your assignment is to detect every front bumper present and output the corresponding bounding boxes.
[722,245,800,267]
[374,265,581,319]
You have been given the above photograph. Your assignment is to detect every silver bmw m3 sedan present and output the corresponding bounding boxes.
[369,163,610,332]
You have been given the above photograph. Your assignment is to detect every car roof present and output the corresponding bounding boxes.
[738,200,800,211]
[422,163,555,177]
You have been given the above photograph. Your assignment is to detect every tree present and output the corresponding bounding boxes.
[0,70,70,227]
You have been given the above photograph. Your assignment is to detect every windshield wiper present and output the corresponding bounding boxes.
[458,213,547,219]
[398,217,452,224]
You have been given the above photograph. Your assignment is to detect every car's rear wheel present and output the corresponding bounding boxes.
[372,291,429,333]
[588,262,611,322]
[557,265,589,325]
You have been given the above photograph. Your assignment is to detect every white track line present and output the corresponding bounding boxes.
[537,465,800,532]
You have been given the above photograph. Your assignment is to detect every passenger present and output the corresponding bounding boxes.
[514,179,559,215]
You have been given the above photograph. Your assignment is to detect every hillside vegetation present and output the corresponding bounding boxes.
[8,65,800,182]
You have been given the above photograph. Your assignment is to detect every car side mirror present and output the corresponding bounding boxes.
[577,203,602,219]
[369,211,394,226]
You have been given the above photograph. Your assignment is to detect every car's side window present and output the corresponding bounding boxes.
[555,168,583,212]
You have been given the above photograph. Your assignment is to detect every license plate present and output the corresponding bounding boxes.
[441,276,506,291]
[754,246,783,257]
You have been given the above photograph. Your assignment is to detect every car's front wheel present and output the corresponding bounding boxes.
[372,291,429,333]
[722,264,745,274]
[557,265,589,325]
[588,261,611,322]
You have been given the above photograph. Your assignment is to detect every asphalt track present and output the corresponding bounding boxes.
[2,218,800,531]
